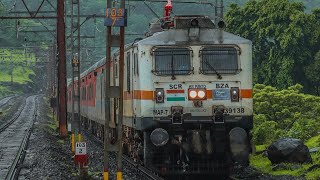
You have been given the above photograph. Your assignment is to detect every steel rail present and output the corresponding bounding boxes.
[122,155,164,180]
[5,96,39,180]
[0,96,26,133]
[82,130,164,180]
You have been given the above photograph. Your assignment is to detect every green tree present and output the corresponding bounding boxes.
[225,0,320,93]
[253,84,320,144]
[305,50,320,95]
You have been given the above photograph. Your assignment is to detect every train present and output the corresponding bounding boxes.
[67,4,253,179]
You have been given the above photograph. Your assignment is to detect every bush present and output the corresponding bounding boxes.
[253,84,320,144]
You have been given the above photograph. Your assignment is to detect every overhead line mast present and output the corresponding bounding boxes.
[57,0,67,137]
[104,0,126,179]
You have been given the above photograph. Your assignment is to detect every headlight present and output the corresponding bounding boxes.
[198,90,205,98]
[189,90,197,98]
[188,88,207,100]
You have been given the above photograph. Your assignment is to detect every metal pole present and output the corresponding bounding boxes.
[116,0,125,178]
[71,0,76,154]
[57,0,67,138]
[103,0,112,176]
[117,25,124,179]
[77,0,81,141]
[216,0,224,43]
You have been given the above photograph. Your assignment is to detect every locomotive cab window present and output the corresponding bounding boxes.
[200,46,240,74]
[153,47,192,76]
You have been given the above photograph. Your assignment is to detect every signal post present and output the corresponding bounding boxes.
[104,0,127,179]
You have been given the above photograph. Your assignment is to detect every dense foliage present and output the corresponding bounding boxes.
[225,0,320,95]
[253,84,320,145]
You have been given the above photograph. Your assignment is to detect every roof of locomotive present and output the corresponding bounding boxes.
[137,28,252,46]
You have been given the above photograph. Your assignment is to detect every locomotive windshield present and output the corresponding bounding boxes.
[153,48,192,76]
[200,47,239,74]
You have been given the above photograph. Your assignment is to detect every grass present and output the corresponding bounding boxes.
[0,86,21,98]
[87,170,101,178]
[57,139,65,144]
[47,110,58,133]
[0,48,36,97]
[0,67,35,84]
[0,86,13,98]
[305,166,320,180]
[256,144,267,152]
[305,135,320,148]
[250,135,320,180]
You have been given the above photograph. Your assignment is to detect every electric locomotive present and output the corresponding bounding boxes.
[116,16,253,177]
[67,3,253,179]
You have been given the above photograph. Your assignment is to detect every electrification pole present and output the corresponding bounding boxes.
[57,0,67,138]
[215,0,224,43]
[70,0,82,154]
[104,0,126,179]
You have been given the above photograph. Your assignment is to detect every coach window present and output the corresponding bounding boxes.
[85,87,87,100]
[200,46,240,74]
[153,47,192,77]
[81,88,83,100]
[88,85,91,100]
[90,84,93,100]
[90,84,92,100]
[127,52,131,92]
[81,87,84,100]
[87,86,89,100]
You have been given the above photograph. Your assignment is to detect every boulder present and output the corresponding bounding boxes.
[267,138,312,164]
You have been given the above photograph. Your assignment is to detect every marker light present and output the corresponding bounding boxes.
[188,88,207,100]
[155,88,165,103]
[232,90,237,95]
[230,87,239,102]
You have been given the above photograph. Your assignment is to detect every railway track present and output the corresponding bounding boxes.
[0,95,39,180]
[82,130,164,180]
[122,155,164,180]
[0,95,16,109]
[0,96,26,133]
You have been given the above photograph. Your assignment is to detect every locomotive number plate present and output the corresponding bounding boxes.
[224,107,245,114]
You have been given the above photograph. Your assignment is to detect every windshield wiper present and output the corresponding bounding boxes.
[205,60,222,79]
